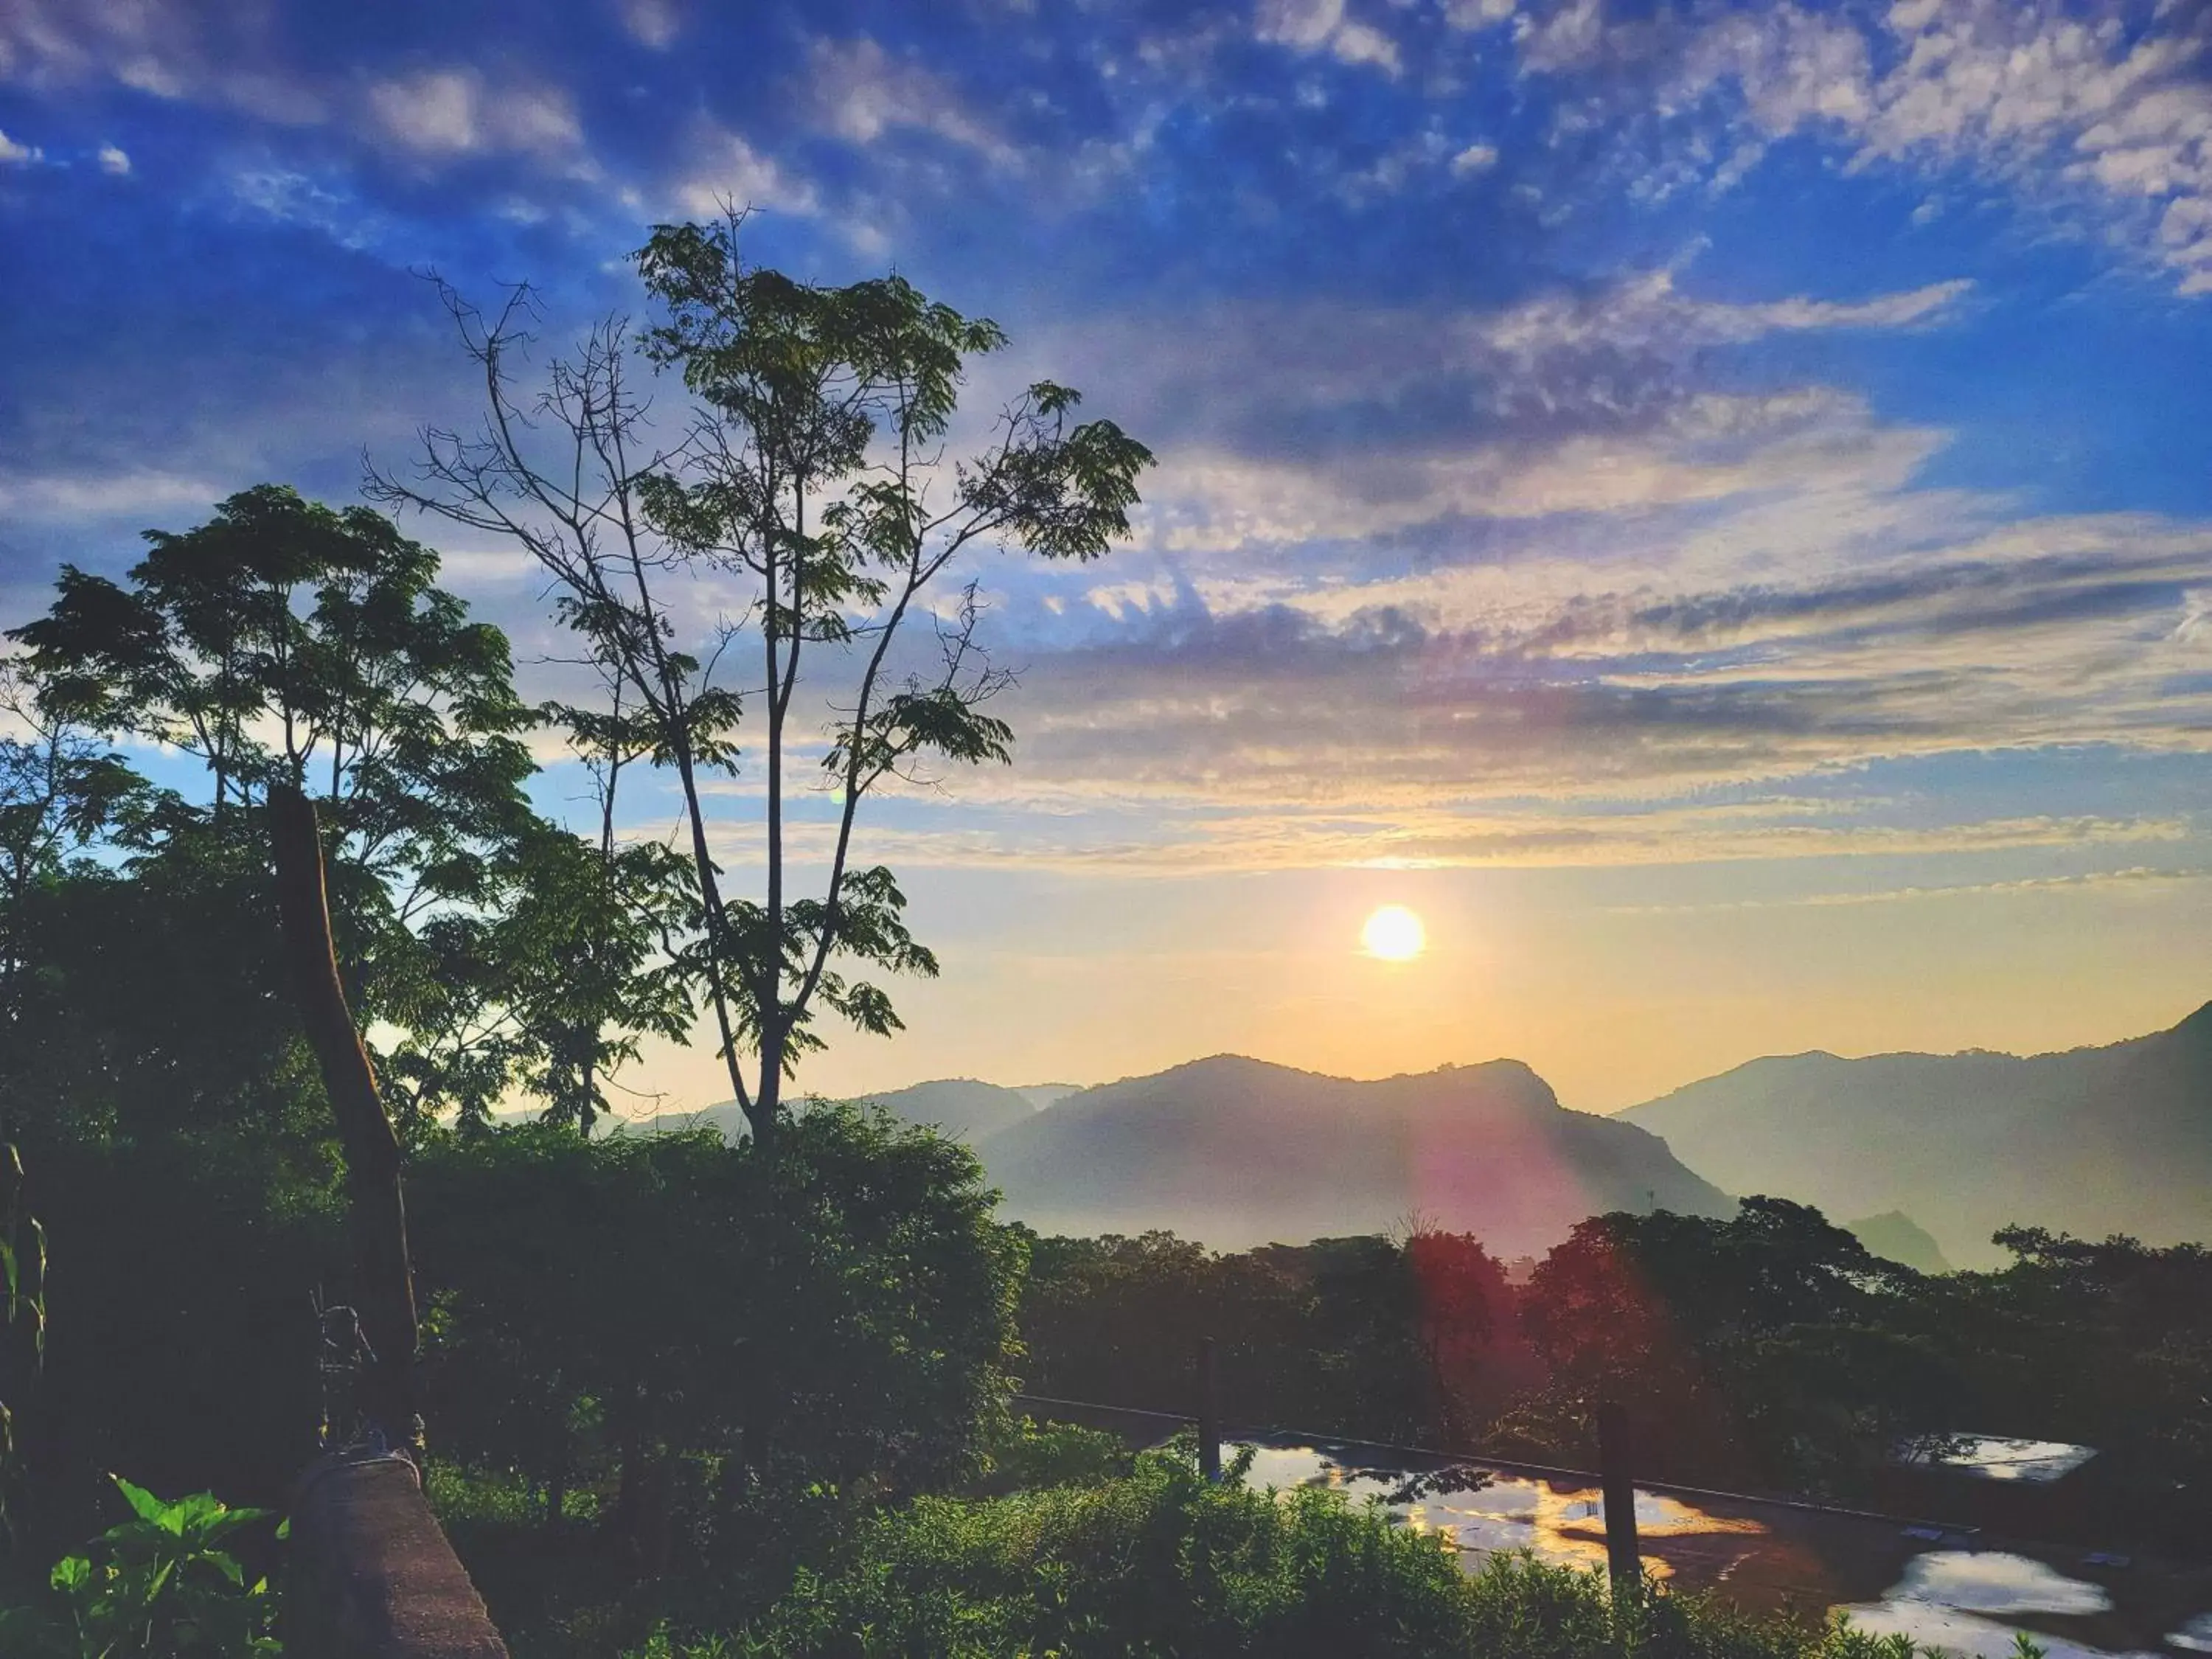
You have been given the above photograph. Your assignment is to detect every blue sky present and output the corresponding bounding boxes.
[5,0,2212,1109]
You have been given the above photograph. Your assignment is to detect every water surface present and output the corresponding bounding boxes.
[1237,1439,2208,1658]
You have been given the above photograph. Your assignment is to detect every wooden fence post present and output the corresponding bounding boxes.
[1196,1337,1221,1482]
[1597,1399,1641,1590]
[270,783,421,1451]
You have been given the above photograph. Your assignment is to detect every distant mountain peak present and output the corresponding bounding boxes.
[975,1051,1727,1253]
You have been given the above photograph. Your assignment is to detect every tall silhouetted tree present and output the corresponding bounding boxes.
[372,215,1153,1144]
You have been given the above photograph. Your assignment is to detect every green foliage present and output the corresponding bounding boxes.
[1020,1228,1512,1447]
[626,1450,1952,1659]
[1911,1228,2212,1531]
[384,220,1154,1136]
[0,1475,281,1658]
[1504,1198,1955,1494]
[703,1449,1473,1658]
[413,1106,1023,1543]
[2,484,692,1140]
[963,1417,1130,1498]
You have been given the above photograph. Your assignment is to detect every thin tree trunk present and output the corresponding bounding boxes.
[268,783,422,1450]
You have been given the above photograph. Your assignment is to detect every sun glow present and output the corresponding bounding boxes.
[1360,904,1427,962]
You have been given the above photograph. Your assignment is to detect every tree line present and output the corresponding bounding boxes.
[1019,1206,2212,1548]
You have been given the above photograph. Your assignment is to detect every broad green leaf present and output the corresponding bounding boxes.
[109,1473,171,1528]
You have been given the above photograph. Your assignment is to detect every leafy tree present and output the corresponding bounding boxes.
[373,216,1154,1144]
[1509,1200,1954,1493]
[7,485,689,1134]
[489,822,696,1133]
[1019,1229,1507,1447]
[1298,1229,1505,1446]
[0,671,146,1141]
[1916,1228,2212,1530]
[411,1106,1023,1571]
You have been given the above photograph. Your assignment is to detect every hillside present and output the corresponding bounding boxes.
[976,1054,1730,1254]
[1620,1002,2212,1266]
[624,1077,1056,1145]
[1844,1211,1952,1275]
[852,1078,1048,1142]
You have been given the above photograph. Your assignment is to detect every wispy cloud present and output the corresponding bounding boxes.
[1509,0,2212,293]
[1604,863,2212,915]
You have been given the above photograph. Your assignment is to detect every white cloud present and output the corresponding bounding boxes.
[619,0,682,49]
[804,36,1016,165]
[1444,0,1518,27]
[0,127,38,164]
[1138,386,1944,549]
[228,167,388,248]
[96,142,129,175]
[667,121,820,218]
[918,252,2212,862]
[364,68,582,159]
[1258,0,1344,50]
[0,469,227,521]
[1256,0,1402,74]
[986,467,2212,844]
[1329,20,1402,74]
[0,3,328,126]
[1451,142,1500,175]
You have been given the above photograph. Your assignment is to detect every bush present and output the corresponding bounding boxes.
[962,1416,1130,1497]
[631,1450,1952,1659]
[413,1107,1026,1649]
[413,1106,1023,1506]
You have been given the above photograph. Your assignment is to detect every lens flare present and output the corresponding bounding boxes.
[1360,904,1426,961]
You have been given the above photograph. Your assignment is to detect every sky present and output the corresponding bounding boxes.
[4,0,2212,1116]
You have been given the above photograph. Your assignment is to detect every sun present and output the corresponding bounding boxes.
[1360,904,1427,962]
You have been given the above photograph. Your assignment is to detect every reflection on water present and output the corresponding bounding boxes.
[1239,1444,1760,1583]
[1909,1438,2101,1485]
[1840,1601,2157,1659]
[1237,1441,2206,1657]
[1884,1551,2113,1615]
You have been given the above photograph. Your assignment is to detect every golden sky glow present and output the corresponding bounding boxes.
[612,858,2212,1122]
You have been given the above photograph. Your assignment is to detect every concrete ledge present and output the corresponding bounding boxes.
[285,1452,509,1659]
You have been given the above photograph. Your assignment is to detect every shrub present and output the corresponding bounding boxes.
[963,1416,1130,1498]
[413,1105,1024,1510]
[630,1450,1961,1659]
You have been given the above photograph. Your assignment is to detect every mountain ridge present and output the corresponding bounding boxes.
[975,1051,1729,1254]
[1619,1000,2212,1265]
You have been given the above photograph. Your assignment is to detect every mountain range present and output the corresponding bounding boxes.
[1618,1001,2212,1267]
[636,1001,2212,1265]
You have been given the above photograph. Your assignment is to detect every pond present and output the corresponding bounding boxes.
[1235,1439,2212,1659]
